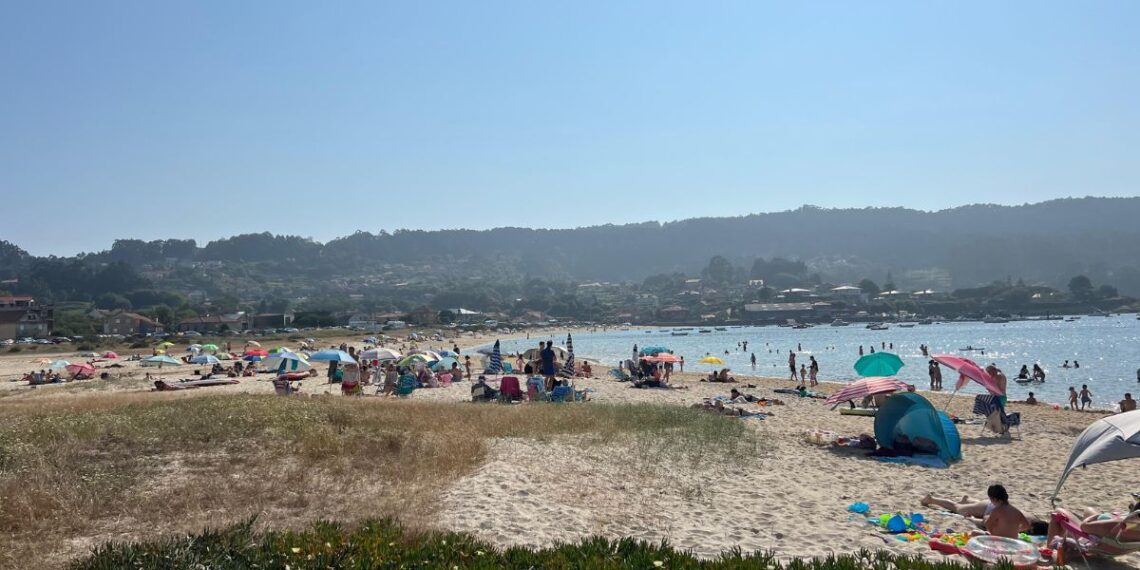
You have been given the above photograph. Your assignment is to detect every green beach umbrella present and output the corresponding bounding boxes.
[854,352,905,377]
[201,343,219,353]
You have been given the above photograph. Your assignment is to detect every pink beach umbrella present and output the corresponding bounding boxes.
[824,377,910,407]
[931,354,1001,396]
[102,351,119,359]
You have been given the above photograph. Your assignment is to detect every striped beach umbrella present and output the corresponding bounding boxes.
[824,377,910,407]
[487,340,502,374]
[559,334,575,377]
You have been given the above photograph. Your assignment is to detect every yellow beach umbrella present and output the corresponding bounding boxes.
[698,356,725,365]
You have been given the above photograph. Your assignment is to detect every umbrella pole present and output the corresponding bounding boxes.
[943,389,959,411]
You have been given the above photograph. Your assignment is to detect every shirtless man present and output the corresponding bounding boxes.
[922,485,1030,538]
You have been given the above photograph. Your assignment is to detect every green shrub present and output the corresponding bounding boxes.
[7,346,20,353]
[73,518,980,570]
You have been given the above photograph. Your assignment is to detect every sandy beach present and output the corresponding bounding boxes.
[2,330,1137,567]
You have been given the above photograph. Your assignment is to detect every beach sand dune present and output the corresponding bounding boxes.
[1,333,1137,565]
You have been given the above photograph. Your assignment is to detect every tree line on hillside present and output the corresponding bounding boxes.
[3,198,1140,298]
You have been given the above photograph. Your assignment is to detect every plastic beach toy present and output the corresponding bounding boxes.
[962,536,1037,567]
[848,502,870,514]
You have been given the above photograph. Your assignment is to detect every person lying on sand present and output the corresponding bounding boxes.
[922,485,1034,538]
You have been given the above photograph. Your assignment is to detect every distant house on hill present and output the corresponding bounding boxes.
[742,302,817,323]
[248,313,294,329]
[0,296,53,339]
[177,314,244,333]
[404,306,439,326]
[101,310,164,336]
[659,305,689,322]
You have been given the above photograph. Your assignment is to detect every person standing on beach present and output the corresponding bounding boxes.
[464,355,472,380]
[541,341,557,390]
[1079,384,1093,410]
[808,356,819,386]
[679,356,684,373]
[788,351,797,382]
[751,353,757,368]
[1068,386,1079,410]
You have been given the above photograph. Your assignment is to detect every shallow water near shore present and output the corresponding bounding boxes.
[490,314,1140,409]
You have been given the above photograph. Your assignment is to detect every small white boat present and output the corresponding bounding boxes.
[898,323,916,328]
[830,319,849,327]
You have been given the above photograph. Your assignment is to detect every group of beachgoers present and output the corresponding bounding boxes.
[921,485,1140,559]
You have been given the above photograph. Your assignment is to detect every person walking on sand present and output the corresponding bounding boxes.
[788,351,797,382]
[1068,386,1079,410]
[1079,384,1093,410]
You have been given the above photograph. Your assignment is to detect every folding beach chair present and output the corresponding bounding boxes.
[972,394,1021,438]
[499,376,523,402]
[1052,510,1140,563]
[396,374,417,397]
[526,377,549,401]
[550,385,575,402]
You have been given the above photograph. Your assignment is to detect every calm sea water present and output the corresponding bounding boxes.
[488,315,1140,409]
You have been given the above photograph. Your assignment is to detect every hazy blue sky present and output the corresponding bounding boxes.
[3,1,1138,256]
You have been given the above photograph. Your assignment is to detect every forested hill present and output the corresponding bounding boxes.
[3,197,1140,294]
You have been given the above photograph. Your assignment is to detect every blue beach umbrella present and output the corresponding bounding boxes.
[486,340,502,374]
[854,352,905,377]
[308,349,357,364]
[559,334,576,377]
[190,354,220,365]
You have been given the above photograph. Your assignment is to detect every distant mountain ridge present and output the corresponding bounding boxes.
[3,197,1140,294]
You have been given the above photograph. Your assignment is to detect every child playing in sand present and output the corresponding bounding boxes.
[1069,386,1079,410]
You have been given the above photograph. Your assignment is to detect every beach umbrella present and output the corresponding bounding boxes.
[269,346,289,353]
[242,354,263,362]
[410,349,442,362]
[432,357,459,372]
[438,350,458,358]
[397,353,429,367]
[487,340,503,374]
[362,336,379,344]
[102,351,119,359]
[48,359,71,369]
[33,357,52,364]
[361,347,401,361]
[244,340,261,347]
[854,352,905,377]
[931,354,1001,395]
[521,346,569,361]
[244,348,269,358]
[1052,410,1140,504]
[214,352,233,360]
[825,377,910,408]
[264,351,310,373]
[141,355,181,367]
[190,354,220,365]
[639,346,671,356]
[308,349,357,364]
[158,341,175,348]
[65,363,95,377]
[187,344,202,352]
[642,353,682,363]
[559,334,576,377]
[699,356,725,365]
[201,344,219,353]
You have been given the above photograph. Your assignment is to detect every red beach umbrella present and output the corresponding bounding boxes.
[931,354,1001,396]
[825,377,910,407]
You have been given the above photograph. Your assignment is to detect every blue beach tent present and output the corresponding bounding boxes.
[874,393,962,463]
